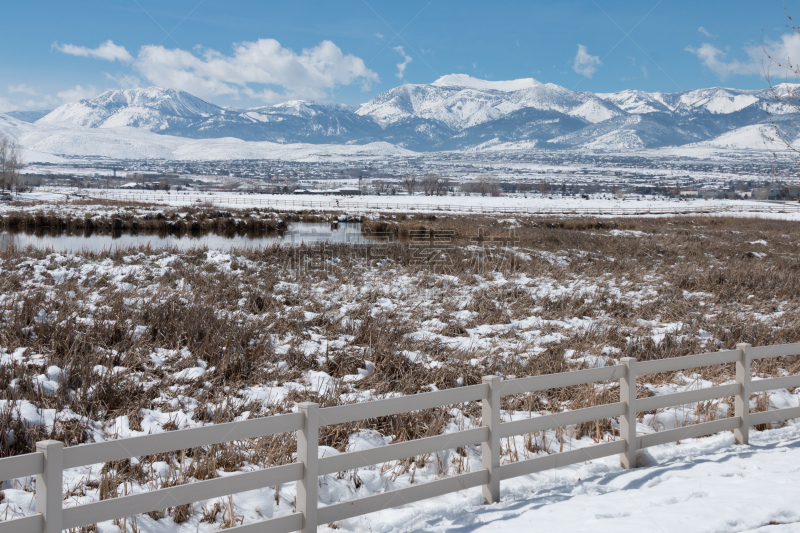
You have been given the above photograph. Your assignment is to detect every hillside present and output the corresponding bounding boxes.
[2,75,796,155]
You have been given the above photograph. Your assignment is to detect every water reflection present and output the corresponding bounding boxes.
[0,223,379,252]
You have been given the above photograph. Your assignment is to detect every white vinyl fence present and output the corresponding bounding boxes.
[2,343,800,533]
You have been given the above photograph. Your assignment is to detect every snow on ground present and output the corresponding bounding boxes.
[4,414,799,532]
[689,124,790,152]
[11,188,795,218]
[0,117,414,163]
[383,424,800,533]
[1,222,799,533]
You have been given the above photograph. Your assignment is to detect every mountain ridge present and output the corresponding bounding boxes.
[26,76,800,151]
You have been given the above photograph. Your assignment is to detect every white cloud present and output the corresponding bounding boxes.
[56,85,99,103]
[54,40,134,63]
[8,84,39,96]
[686,33,800,80]
[393,46,412,80]
[763,33,800,74]
[54,38,379,103]
[374,33,384,39]
[19,95,60,109]
[1,91,61,111]
[573,44,601,78]
[698,27,717,38]
[641,65,649,79]
[1,86,64,111]
[685,43,761,80]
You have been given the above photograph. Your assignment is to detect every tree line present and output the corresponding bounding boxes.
[395,173,502,196]
[0,134,23,193]
[392,174,558,197]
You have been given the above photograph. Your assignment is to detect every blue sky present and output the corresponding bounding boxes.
[2,0,800,111]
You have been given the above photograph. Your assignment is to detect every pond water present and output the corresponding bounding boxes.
[0,223,383,252]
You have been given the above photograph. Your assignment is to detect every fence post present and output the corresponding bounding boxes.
[735,343,752,445]
[481,376,501,504]
[36,440,63,533]
[619,358,637,469]
[297,402,319,532]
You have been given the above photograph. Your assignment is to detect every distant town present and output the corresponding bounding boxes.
[10,149,800,202]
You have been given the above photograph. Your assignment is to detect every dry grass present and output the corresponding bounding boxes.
[0,206,361,236]
[1,214,799,524]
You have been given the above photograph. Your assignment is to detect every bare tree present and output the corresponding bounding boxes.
[222,177,243,190]
[538,181,550,195]
[421,173,440,196]
[70,175,83,191]
[0,135,23,193]
[461,175,499,196]
[435,176,451,196]
[401,174,417,195]
[459,181,479,196]
[763,5,800,175]
[373,180,391,195]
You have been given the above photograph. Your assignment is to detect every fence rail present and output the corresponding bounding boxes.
[2,342,799,532]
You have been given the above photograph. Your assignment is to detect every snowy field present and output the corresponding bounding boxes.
[7,188,800,219]
[89,190,800,217]
[408,424,800,533]
[1,215,799,532]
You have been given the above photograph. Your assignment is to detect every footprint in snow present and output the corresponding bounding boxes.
[595,512,632,519]
[655,491,709,506]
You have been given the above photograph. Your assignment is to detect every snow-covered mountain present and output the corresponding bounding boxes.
[39,87,221,130]
[6,109,51,123]
[22,76,800,152]
[595,90,673,115]
[356,74,623,128]
[38,88,383,144]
